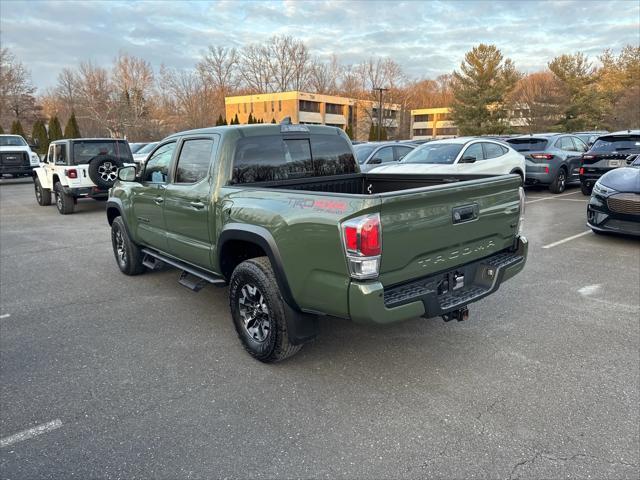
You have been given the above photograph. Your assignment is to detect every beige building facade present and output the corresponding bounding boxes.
[225,91,400,141]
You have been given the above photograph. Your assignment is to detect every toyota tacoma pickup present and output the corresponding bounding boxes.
[107,124,527,362]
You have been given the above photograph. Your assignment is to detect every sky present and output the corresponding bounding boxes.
[2,0,639,92]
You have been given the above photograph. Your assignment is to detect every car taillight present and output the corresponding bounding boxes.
[531,154,554,160]
[579,167,584,175]
[582,155,594,160]
[341,213,381,279]
[544,166,549,174]
[66,169,78,179]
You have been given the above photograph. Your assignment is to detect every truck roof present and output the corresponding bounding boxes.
[50,138,128,144]
[165,124,346,140]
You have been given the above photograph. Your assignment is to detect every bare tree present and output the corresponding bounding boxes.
[309,55,342,94]
[197,45,239,96]
[0,48,39,127]
[508,71,566,132]
[112,53,155,136]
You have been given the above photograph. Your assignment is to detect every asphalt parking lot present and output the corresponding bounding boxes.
[0,177,638,479]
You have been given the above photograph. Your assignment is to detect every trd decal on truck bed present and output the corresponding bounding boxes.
[287,198,348,213]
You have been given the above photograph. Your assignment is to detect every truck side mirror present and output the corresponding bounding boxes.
[117,166,137,182]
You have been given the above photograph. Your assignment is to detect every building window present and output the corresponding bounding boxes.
[278,100,282,111]
[299,100,320,112]
[325,103,342,115]
[264,101,267,112]
[413,114,431,122]
[271,100,274,112]
[413,129,429,136]
[436,127,457,136]
[244,103,247,114]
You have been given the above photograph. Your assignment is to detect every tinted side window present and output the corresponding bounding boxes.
[143,142,176,183]
[462,143,484,161]
[54,144,66,164]
[175,139,214,184]
[373,147,394,163]
[557,137,575,151]
[571,137,588,152]
[395,146,413,161]
[483,142,506,159]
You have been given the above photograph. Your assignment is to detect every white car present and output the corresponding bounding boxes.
[132,141,158,168]
[370,137,525,180]
[0,134,40,177]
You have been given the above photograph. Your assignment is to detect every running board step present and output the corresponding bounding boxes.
[142,255,165,270]
[179,271,208,292]
[141,248,226,291]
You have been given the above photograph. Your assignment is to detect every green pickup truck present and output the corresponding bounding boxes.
[107,124,527,362]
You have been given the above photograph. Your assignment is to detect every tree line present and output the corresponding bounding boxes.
[1,37,638,145]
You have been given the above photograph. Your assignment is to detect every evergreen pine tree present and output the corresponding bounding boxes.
[271,118,276,124]
[233,114,240,125]
[222,117,228,125]
[380,126,388,141]
[32,120,50,155]
[10,120,26,138]
[0,125,4,134]
[48,116,63,141]
[216,114,224,126]
[63,112,81,138]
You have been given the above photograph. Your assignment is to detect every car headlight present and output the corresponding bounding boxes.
[30,153,39,163]
[593,182,616,197]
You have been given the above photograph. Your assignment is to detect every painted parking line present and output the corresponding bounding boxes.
[542,230,592,249]
[0,419,63,448]
[526,191,582,205]
[0,313,10,319]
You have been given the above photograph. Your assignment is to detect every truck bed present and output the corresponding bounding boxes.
[240,172,508,196]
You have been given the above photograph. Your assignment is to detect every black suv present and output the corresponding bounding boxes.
[579,130,640,195]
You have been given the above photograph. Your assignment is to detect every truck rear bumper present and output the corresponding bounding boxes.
[348,236,528,324]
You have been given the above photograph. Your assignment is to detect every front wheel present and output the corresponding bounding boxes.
[53,182,75,214]
[581,182,593,196]
[229,257,302,363]
[34,178,51,206]
[111,216,146,275]
[549,168,567,194]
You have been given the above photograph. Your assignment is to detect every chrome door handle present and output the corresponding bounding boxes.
[154,196,164,205]
[190,201,205,209]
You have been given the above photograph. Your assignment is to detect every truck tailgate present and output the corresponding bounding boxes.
[378,175,521,286]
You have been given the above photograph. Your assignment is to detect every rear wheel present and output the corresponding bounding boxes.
[111,216,146,275]
[53,182,75,214]
[34,178,51,206]
[581,182,593,196]
[229,257,302,363]
[549,167,567,194]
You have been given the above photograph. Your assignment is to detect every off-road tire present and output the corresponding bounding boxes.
[34,177,51,206]
[549,167,567,194]
[229,256,302,363]
[111,216,146,275]
[89,155,124,189]
[581,182,593,196]
[53,182,75,214]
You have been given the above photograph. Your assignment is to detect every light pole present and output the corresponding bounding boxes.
[373,87,388,141]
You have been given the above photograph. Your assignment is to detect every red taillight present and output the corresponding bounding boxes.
[341,213,382,279]
[579,167,584,175]
[66,169,77,179]
[344,226,358,251]
[544,166,549,174]
[531,154,553,160]
[360,217,381,256]
[342,214,382,257]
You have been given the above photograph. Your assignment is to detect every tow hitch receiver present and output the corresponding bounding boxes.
[441,306,469,322]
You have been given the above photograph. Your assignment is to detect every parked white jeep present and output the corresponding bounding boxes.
[0,134,40,177]
[33,138,134,214]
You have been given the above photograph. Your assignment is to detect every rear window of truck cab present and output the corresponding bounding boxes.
[230,134,356,184]
[72,140,133,165]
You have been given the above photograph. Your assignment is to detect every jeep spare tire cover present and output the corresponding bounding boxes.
[88,155,124,188]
